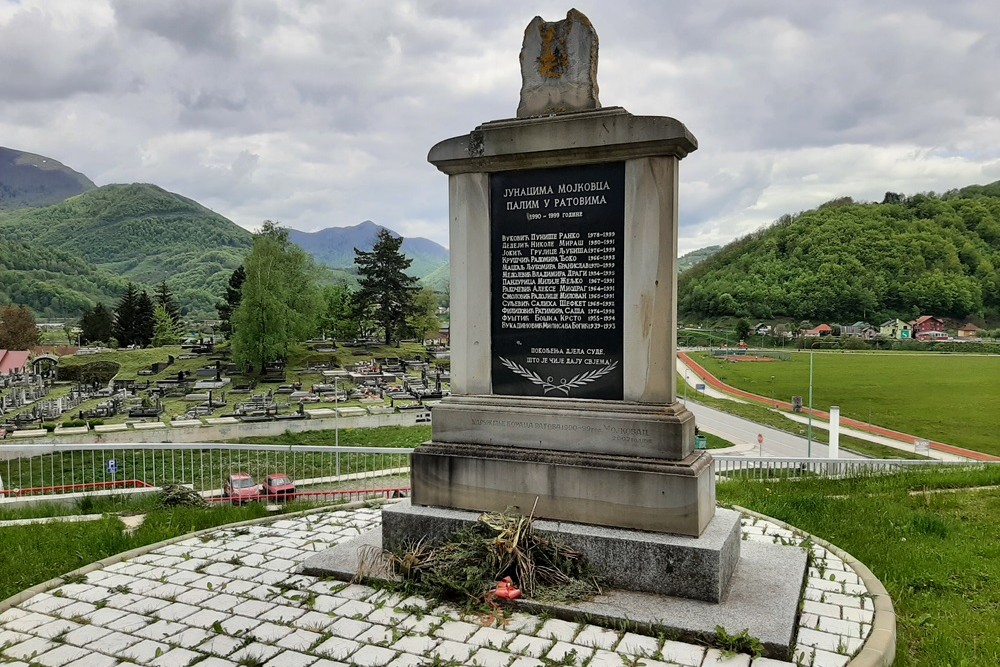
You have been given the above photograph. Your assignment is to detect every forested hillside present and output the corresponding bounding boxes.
[0,239,127,316]
[0,184,253,317]
[679,184,1000,323]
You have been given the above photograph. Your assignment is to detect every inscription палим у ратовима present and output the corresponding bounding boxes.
[490,162,625,400]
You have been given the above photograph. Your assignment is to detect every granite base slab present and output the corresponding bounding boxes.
[378,499,739,602]
[300,519,805,660]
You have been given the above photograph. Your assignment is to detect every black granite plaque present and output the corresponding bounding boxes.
[490,162,625,400]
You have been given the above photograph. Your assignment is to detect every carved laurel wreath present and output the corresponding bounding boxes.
[498,357,619,396]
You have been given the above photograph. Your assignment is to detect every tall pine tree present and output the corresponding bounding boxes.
[155,281,181,326]
[353,228,418,345]
[80,303,113,345]
[135,290,156,347]
[113,283,141,347]
[216,265,246,339]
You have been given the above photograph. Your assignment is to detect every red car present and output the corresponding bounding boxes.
[223,473,260,504]
[262,473,296,500]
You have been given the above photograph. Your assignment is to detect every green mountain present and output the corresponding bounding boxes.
[288,221,449,282]
[0,147,96,210]
[0,183,253,317]
[678,245,721,273]
[679,186,1000,323]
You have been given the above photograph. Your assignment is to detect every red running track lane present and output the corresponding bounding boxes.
[678,352,1000,462]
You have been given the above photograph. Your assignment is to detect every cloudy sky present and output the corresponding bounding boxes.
[2,1,998,254]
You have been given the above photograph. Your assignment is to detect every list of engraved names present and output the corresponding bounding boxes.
[499,227,616,330]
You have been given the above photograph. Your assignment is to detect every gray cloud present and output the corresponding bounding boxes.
[0,0,997,255]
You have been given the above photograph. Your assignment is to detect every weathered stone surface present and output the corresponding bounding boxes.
[409,444,716,536]
[517,9,600,118]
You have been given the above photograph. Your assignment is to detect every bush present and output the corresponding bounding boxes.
[42,422,57,433]
[840,337,870,350]
[61,419,88,428]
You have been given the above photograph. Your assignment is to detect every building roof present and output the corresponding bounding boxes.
[913,315,942,324]
[0,350,30,374]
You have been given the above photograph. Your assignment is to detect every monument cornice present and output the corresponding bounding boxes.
[428,107,698,175]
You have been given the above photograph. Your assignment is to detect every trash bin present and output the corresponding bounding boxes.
[695,435,707,450]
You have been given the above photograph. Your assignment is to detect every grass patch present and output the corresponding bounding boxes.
[702,432,735,450]
[0,502,275,601]
[690,351,1000,456]
[719,469,1000,666]
[232,425,431,448]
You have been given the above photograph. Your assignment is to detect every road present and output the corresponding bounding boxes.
[684,399,865,459]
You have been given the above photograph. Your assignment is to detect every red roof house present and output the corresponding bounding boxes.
[911,315,945,334]
[803,324,833,337]
[0,350,30,375]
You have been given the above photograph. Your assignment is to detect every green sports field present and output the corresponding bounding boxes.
[689,351,1000,457]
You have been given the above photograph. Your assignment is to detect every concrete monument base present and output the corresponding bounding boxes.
[410,442,715,537]
[379,499,739,602]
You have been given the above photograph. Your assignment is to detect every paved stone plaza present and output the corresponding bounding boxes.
[0,504,881,666]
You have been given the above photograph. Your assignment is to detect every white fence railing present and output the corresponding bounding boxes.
[0,443,414,502]
[713,456,998,479]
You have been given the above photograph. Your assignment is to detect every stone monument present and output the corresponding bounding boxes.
[380,8,742,602]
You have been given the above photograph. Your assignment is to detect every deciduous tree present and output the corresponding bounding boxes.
[0,305,40,350]
[232,222,323,377]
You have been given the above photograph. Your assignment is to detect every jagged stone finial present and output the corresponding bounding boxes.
[516,8,601,118]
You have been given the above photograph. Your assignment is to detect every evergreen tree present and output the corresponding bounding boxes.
[0,305,40,350]
[135,290,156,347]
[79,303,113,345]
[216,265,246,339]
[152,305,182,346]
[155,281,181,326]
[113,283,141,347]
[353,229,418,345]
[232,222,323,377]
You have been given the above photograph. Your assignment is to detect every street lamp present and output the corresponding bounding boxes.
[334,375,339,447]
[770,375,775,407]
[806,351,814,457]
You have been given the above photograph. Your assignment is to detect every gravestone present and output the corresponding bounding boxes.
[378,8,741,602]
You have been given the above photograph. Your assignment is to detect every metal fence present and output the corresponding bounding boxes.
[713,456,999,480]
[0,443,414,503]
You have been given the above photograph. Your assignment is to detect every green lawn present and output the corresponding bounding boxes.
[720,468,1000,666]
[691,351,1000,457]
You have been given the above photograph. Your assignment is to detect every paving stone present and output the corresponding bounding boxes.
[470,647,515,667]
[536,617,579,642]
[173,588,217,606]
[251,621,295,643]
[197,634,244,655]
[328,616,372,640]
[184,608,230,629]
[509,657,546,667]
[434,619,480,643]
[507,633,553,658]
[0,629,32,648]
[220,615,260,635]
[395,614,440,634]
[355,624,394,645]
[149,647,202,667]
[63,652,119,667]
[0,608,29,623]
[546,640,593,664]
[574,624,620,650]
[123,639,173,663]
[294,610,339,632]
[588,648,629,666]
[232,641,282,664]
[22,594,75,614]
[840,607,874,624]
[122,597,170,615]
[429,639,474,663]
[702,647,752,666]
[660,639,706,666]
[230,599,272,618]
[467,625,515,649]
[3,636,59,661]
[391,633,438,655]
[263,649,319,667]
[60,623,113,647]
[259,604,308,624]
[367,605,410,626]
[810,648,852,667]
[501,612,540,634]
[617,632,660,655]
[802,600,842,619]
[84,630,143,653]
[386,653,425,667]
[816,616,866,638]
[33,617,82,638]
[33,643,91,666]
[796,627,863,654]
[313,636,361,661]
[334,599,376,619]
[154,602,202,622]
[134,619,188,641]
[189,656,240,667]
[350,644,397,667]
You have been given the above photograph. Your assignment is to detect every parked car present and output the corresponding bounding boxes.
[262,473,296,500]
[223,472,260,504]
